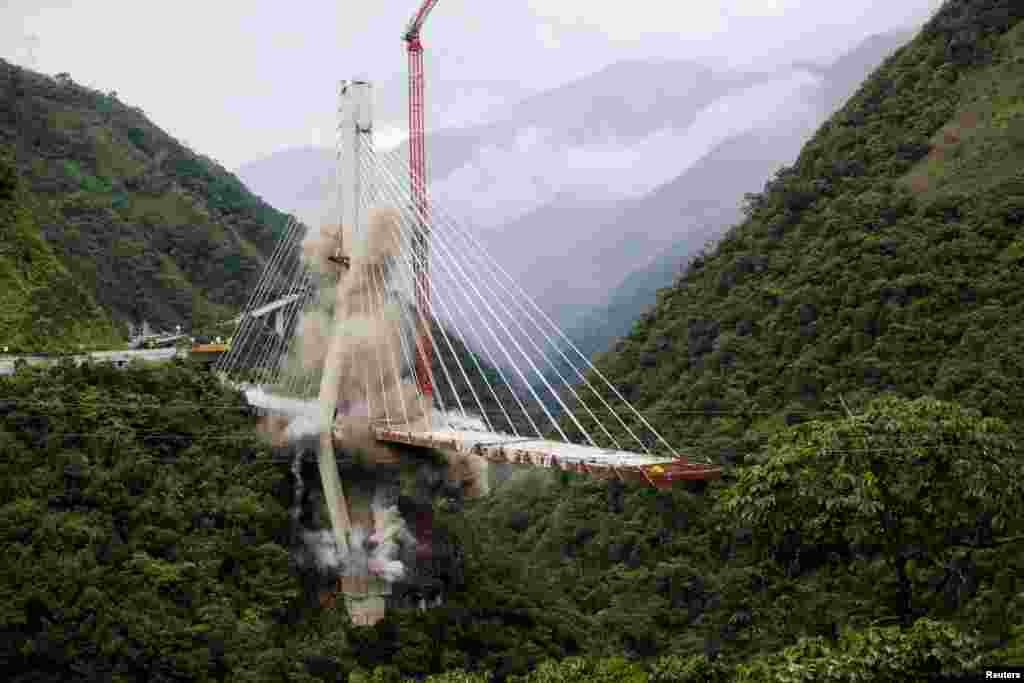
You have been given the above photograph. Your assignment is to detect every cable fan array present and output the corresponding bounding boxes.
[215,215,315,392]
[216,139,714,467]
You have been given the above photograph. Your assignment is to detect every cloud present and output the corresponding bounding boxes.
[0,28,41,68]
[430,69,823,228]
[536,23,562,50]
[0,0,945,170]
[375,125,408,152]
[527,0,940,43]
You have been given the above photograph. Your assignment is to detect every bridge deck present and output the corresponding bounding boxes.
[240,389,722,487]
[248,292,305,319]
[374,427,721,487]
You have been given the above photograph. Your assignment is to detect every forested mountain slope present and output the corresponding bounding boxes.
[5,364,1014,682]
[0,152,121,350]
[0,60,289,338]
[816,30,918,114]
[585,0,1024,464]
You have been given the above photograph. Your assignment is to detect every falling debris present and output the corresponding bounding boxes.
[297,311,329,371]
[355,207,403,269]
[257,203,466,616]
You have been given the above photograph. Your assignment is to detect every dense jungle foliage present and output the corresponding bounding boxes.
[3,360,1021,682]
[0,361,306,680]
[0,59,290,342]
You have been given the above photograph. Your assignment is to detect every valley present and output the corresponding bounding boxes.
[2,1,1023,681]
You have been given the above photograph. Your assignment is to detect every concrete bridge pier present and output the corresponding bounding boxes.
[339,478,392,626]
[273,308,286,338]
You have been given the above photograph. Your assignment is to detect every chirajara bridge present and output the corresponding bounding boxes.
[215,77,721,624]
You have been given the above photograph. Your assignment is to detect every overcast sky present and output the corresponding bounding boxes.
[2,0,944,170]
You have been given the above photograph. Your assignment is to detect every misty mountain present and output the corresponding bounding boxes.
[817,30,917,113]
[372,73,538,135]
[556,127,812,358]
[233,145,335,232]
[481,122,810,327]
[423,61,822,229]
[238,32,911,232]
[421,58,770,174]
[510,30,914,357]
[236,59,801,228]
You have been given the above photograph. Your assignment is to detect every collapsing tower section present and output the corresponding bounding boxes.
[318,79,372,561]
[316,79,390,624]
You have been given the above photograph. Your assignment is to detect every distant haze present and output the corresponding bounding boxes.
[234,26,915,366]
[1,0,943,170]
[432,68,824,228]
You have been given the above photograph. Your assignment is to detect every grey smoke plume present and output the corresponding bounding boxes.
[294,489,416,585]
[366,486,417,582]
[438,410,489,432]
[300,529,344,573]
[290,449,305,529]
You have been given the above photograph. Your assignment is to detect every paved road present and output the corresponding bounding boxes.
[0,348,183,375]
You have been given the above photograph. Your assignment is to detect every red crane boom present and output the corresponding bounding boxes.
[405,0,440,400]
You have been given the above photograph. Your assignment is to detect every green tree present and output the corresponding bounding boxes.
[421,671,492,683]
[719,396,1024,623]
[507,656,648,683]
[733,618,982,682]
[190,288,217,336]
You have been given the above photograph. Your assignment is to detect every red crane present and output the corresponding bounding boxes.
[405,0,440,400]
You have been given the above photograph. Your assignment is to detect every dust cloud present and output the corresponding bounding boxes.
[297,206,428,433]
[258,205,493,604]
[271,206,430,593]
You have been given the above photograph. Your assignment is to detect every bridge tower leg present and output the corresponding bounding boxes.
[273,308,285,338]
[317,79,390,625]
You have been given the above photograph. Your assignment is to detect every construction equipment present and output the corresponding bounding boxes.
[404,0,440,400]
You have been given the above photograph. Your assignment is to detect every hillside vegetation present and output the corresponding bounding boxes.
[4,363,1015,682]
[0,152,121,350]
[0,362,346,681]
[0,60,290,341]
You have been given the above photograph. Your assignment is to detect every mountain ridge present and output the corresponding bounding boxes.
[235,33,911,359]
[0,59,289,340]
